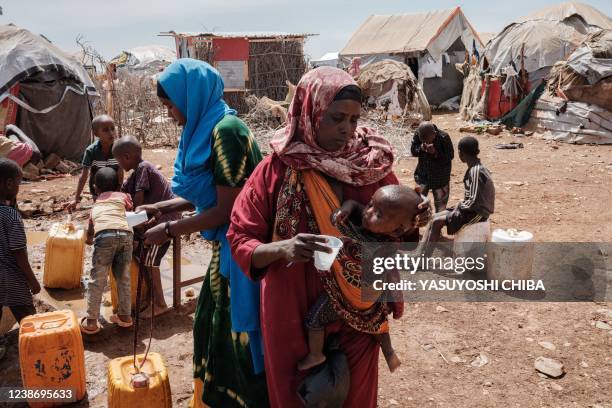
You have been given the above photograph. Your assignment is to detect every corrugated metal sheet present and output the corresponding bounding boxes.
[161,31,314,39]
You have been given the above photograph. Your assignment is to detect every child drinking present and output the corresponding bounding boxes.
[410,122,454,213]
[0,158,40,360]
[298,185,425,372]
[113,135,180,318]
[80,167,133,334]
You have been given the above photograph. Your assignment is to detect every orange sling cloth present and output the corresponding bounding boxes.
[302,169,388,333]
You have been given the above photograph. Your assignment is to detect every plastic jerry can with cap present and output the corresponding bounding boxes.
[18,310,86,407]
[107,352,172,408]
[109,259,149,313]
[487,228,535,281]
[43,222,85,289]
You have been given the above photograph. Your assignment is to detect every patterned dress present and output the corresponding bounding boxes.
[192,115,268,408]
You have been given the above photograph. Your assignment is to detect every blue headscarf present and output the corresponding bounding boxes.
[158,59,264,374]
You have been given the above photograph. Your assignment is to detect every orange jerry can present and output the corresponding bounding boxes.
[109,259,149,313]
[43,222,85,289]
[107,352,172,408]
[19,310,86,407]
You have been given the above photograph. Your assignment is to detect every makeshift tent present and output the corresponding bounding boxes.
[357,60,431,121]
[340,7,483,105]
[484,2,611,87]
[460,2,611,122]
[110,45,176,75]
[311,52,339,68]
[528,29,612,144]
[0,24,98,161]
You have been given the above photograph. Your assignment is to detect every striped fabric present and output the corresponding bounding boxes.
[459,161,495,217]
[210,115,263,188]
[82,139,120,196]
[0,204,33,306]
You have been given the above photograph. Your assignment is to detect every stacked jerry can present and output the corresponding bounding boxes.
[43,222,85,289]
[109,259,149,313]
[107,352,172,407]
[19,310,86,407]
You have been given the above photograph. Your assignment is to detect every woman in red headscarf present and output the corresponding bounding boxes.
[227,67,422,407]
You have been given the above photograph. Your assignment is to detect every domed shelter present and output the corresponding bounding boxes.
[0,24,99,161]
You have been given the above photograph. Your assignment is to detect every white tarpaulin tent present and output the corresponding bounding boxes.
[340,7,483,105]
[484,2,611,86]
[311,52,339,68]
[110,45,176,75]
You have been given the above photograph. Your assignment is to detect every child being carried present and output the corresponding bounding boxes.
[299,185,425,373]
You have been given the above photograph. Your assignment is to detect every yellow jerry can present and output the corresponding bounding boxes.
[109,259,149,313]
[19,310,87,407]
[43,223,85,289]
[189,378,210,408]
[107,352,172,408]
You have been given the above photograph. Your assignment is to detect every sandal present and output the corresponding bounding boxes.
[110,314,133,328]
[80,317,102,335]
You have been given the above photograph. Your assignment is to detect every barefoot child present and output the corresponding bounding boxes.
[0,159,41,360]
[70,115,123,209]
[411,122,454,213]
[113,135,180,318]
[298,185,425,373]
[422,136,495,252]
[81,167,133,334]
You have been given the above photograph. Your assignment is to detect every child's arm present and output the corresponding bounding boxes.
[13,248,41,295]
[86,218,94,245]
[410,132,423,157]
[132,191,145,208]
[332,200,364,226]
[70,167,89,209]
[117,167,124,187]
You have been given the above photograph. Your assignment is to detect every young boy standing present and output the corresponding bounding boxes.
[80,167,133,334]
[423,136,495,248]
[411,122,454,213]
[113,135,180,318]
[0,159,40,360]
[70,115,123,209]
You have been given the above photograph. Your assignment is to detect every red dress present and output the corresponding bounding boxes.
[227,154,401,408]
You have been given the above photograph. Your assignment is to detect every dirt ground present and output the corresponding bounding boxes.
[1,112,611,407]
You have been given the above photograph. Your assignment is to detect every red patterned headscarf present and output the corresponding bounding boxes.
[270,67,394,186]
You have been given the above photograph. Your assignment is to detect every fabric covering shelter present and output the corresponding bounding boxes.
[484,2,611,86]
[527,29,612,144]
[340,7,483,105]
[110,45,176,75]
[0,24,98,161]
[357,59,431,121]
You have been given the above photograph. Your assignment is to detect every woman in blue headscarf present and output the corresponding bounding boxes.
[139,59,268,408]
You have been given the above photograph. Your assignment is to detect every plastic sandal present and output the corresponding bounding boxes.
[79,317,102,335]
[110,314,133,328]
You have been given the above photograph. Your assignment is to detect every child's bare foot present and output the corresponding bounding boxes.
[80,317,101,334]
[297,353,326,371]
[385,352,402,372]
[140,305,170,319]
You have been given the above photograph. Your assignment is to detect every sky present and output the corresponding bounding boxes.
[2,0,611,60]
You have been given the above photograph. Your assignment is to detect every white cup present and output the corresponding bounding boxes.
[126,211,149,228]
[313,235,344,271]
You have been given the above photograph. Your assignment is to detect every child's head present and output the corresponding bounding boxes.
[92,115,116,146]
[94,167,119,195]
[458,136,480,163]
[362,185,423,237]
[112,135,142,171]
[0,158,22,202]
[417,122,436,144]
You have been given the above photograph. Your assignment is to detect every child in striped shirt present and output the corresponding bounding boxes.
[0,158,40,361]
